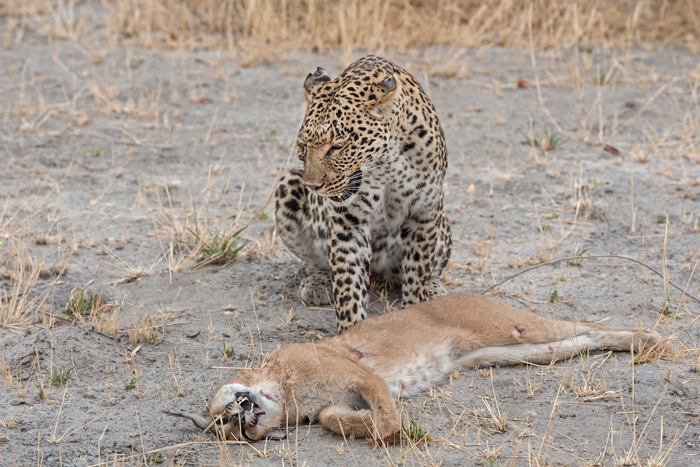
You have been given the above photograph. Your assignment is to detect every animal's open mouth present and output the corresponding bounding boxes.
[331,169,362,203]
[237,394,265,416]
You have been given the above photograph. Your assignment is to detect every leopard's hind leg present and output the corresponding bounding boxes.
[275,169,333,304]
[299,271,332,306]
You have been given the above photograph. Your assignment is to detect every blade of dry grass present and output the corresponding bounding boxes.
[96,0,700,56]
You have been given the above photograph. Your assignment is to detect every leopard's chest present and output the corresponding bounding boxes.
[363,184,405,238]
[332,158,426,276]
[350,158,423,234]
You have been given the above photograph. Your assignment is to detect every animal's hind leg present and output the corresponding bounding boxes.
[275,169,329,268]
[275,169,332,305]
[299,271,332,306]
[461,328,661,368]
[439,293,659,348]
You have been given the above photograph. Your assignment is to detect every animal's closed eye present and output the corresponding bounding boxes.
[326,142,348,159]
[297,144,307,161]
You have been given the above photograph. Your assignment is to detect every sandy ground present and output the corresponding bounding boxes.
[1,23,699,467]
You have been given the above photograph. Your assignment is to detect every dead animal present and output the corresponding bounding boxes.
[168,293,660,444]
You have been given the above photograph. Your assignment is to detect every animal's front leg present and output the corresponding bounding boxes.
[318,404,375,438]
[318,373,400,443]
[400,212,439,307]
[328,213,371,331]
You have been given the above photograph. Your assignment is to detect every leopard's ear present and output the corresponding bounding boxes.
[303,67,331,102]
[367,74,401,118]
[369,75,399,104]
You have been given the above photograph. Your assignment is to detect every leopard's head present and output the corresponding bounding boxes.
[182,369,286,442]
[297,58,403,202]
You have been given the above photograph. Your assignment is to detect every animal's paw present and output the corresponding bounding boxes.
[428,279,447,299]
[299,271,332,305]
[641,331,663,349]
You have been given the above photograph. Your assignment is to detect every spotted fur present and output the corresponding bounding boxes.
[275,56,451,331]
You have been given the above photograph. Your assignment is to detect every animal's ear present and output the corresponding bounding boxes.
[303,67,331,102]
[368,75,400,105]
[366,74,401,118]
[181,411,214,430]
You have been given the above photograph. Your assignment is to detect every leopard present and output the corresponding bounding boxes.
[275,55,452,332]
[169,292,661,443]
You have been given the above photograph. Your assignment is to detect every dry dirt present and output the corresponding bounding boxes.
[1,21,700,467]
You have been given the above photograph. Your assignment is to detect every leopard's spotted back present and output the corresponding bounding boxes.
[276,56,452,331]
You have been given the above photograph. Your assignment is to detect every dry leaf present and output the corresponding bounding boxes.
[90,294,113,313]
[123,345,142,364]
[603,144,620,155]
[516,78,530,88]
[415,440,429,451]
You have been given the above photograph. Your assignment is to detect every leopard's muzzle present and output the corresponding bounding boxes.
[331,169,362,203]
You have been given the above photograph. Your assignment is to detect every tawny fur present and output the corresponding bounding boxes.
[179,293,660,443]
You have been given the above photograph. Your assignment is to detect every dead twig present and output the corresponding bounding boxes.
[482,255,700,304]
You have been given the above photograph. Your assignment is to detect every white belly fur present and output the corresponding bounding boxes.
[375,341,456,398]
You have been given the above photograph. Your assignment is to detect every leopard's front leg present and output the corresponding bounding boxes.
[400,211,440,308]
[328,210,371,332]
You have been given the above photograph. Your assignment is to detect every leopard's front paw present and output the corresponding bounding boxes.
[428,279,447,299]
[299,271,332,306]
[400,279,446,308]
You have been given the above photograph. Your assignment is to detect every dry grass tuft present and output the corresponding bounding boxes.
[14,0,692,57]
[128,314,164,345]
[0,204,66,327]
[480,396,509,435]
[57,287,122,335]
[633,328,694,366]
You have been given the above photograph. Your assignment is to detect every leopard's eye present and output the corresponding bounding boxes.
[297,144,307,162]
[326,142,347,159]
